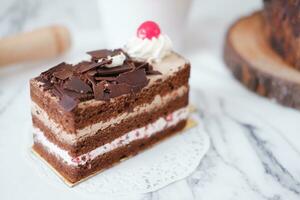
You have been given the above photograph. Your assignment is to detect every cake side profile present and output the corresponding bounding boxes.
[30,21,191,184]
[263,0,300,70]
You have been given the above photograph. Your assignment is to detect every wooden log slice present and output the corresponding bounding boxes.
[263,0,300,70]
[224,12,300,110]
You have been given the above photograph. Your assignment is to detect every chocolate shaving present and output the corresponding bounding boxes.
[146,70,162,75]
[87,70,97,76]
[135,62,161,75]
[64,77,92,94]
[39,80,53,91]
[41,62,67,80]
[94,76,117,81]
[116,68,148,87]
[73,61,91,73]
[136,62,149,69]
[93,81,110,100]
[52,64,73,80]
[111,49,126,56]
[35,48,162,111]
[76,59,111,73]
[86,75,96,86]
[97,65,132,76]
[52,85,64,97]
[87,49,127,62]
[87,76,106,100]
[87,50,112,60]
[92,81,132,100]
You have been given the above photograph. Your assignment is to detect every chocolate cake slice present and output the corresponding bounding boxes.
[30,21,191,184]
[263,0,300,70]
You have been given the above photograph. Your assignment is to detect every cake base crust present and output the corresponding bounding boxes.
[224,12,300,110]
[32,118,196,186]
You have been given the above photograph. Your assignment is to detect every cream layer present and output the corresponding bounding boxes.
[31,86,188,145]
[33,107,188,167]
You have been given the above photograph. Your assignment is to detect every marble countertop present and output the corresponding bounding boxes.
[1,0,300,200]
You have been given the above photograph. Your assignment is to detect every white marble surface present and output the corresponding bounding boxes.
[2,0,300,200]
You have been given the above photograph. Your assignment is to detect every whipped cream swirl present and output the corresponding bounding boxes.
[124,34,172,63]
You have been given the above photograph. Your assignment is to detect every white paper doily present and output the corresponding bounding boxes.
[26,114,210,196]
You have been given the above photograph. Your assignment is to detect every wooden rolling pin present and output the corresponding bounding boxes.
[0,25,71,66]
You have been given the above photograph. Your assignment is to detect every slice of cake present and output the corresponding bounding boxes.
[30,21,191,184]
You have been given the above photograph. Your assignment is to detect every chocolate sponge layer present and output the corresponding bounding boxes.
[32,91,189,156]
[30,64,190,133]
[33,120,187,184]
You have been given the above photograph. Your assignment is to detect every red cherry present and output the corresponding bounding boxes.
[137,21,161,40]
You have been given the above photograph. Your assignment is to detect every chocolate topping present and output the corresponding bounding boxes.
[87,50,112,59]
[116,68,148,87]
[75,59,111,73]
[97,65,132,76]
[86,70,97,76]
[92,81,110,100]
[64,77,92,94]
[52,63,73,80]
[136,62,161,75]
[94,76,117,81]
[40,62,67,80]
[36,49,161,111]
[87,49,125,61]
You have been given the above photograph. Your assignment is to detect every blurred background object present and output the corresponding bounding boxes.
[0,25,71,66]
[0,0,261,65]
[0,0,99,37]
[98,0,192,49]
